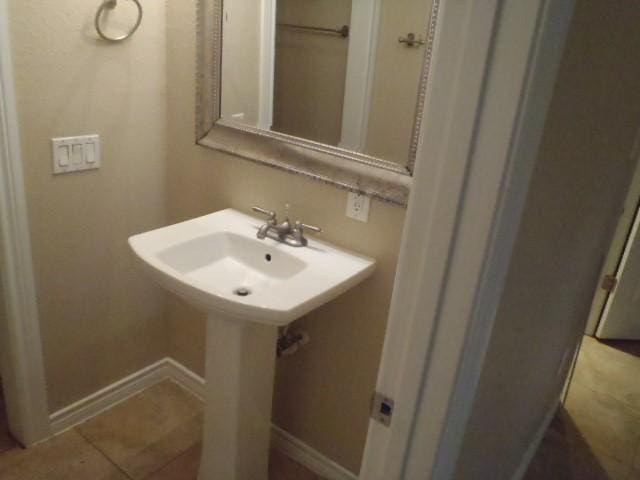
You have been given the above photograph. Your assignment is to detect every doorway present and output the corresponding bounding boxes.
[586,149,640,340]
[525,153,640,479]
[526,336,640,479]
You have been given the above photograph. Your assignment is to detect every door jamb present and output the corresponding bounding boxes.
[595,191,640,338]
[359,0,575,478]
[0,0,51,446]
[585,145,640,336]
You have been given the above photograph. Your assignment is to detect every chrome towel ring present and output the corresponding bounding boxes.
[95,0,143,42]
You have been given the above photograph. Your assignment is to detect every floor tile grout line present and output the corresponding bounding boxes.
[74,422,199,480]
[70,380,204,480]
[139,444,199,480]
[74,426,136,480]
[141,441,199,480]
[0,378,313,480]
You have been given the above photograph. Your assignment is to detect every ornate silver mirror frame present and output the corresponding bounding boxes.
[196,0,440,206]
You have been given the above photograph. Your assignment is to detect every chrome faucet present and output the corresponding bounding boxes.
[252,206,322,247]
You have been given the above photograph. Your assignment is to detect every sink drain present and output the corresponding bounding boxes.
[233,287,251,297]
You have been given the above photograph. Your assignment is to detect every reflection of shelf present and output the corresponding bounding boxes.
[276,23,350,38]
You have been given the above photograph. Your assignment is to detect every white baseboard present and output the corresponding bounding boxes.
[50,358,171,434]
[271,424,357,480]
[49,357,356,480]
[163,358,205,399]
[511,400,560,480]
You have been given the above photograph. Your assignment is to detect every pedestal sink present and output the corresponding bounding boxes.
[128,209,375,480]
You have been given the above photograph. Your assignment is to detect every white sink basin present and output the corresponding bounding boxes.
[128,208,375,480]
[129,208,375,325]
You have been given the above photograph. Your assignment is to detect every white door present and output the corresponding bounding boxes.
[597,201,640,339]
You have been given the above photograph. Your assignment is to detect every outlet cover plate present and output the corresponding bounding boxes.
[346,192,370,222]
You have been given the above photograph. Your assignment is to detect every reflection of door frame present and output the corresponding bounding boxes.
[339,0,382,151]
[585,146,640,336]
[258,0,276,130]
[0,0,51,446]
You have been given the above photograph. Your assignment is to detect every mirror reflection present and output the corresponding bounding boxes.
[220,0,432,167]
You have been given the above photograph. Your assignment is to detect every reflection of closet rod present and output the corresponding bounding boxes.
[277,23,350,38]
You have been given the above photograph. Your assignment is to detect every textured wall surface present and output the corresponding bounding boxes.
[166,1,406,473]
[8,0,407,472]
[455,1,640,478]
[8,0,168,411]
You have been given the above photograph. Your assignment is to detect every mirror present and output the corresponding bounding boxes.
[197,0,439,205]
[220,0,433,168]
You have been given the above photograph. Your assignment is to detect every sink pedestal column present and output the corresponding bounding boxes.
[198,313,278,480]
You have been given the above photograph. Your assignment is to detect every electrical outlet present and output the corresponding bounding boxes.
[346,192,371,222]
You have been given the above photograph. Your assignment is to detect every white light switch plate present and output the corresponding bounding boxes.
[52,135,100,174]
[346,192,371,222]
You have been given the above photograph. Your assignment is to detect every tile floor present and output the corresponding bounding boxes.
[0,380,321,479]
[10,336,637,480]
[526,336,640,480]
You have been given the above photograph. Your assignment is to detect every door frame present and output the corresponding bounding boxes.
[0,0,50,446]
[359,0,575,478]
[596,187,640,338]
[585,146,640,336]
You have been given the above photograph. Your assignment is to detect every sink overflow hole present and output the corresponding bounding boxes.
[265,254,272,262]
[234,287,251,297]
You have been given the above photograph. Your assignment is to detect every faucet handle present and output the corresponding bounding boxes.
[252,206,277,222]
[294,221,322,235]
[299,222,322,234]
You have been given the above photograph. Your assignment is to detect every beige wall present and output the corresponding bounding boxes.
[220,0,262,126]
[9,0,168,411]
[8,0,405,472]
[273,0,351,145]
[167,1,405,473]
[455,2,640,478]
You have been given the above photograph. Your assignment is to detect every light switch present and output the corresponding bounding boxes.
[72,144,83,165]
[84,143,96,164]
[57,145,70,167]
[52,135,100,174]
